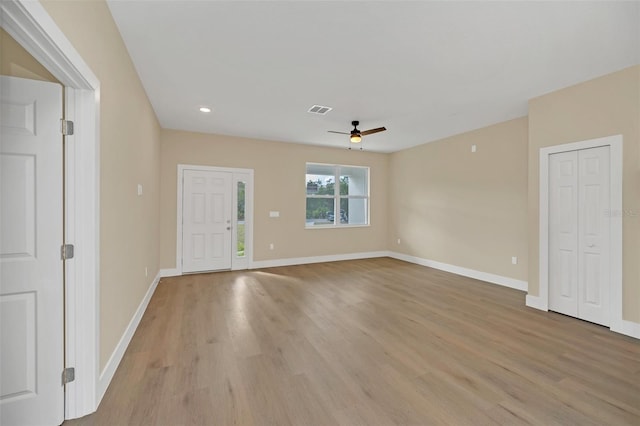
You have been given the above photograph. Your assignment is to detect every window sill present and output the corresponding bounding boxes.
[305,224,370,230]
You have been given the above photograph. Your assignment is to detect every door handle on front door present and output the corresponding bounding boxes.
[227,226,231,231]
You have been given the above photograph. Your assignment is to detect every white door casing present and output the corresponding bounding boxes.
[533,135,629,337]
[0,76,64,426]
[1,0,101,418]
[548,146,611,326]
[182,170,233,273]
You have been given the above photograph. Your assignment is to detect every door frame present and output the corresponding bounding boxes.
[1,0,100,419]
[176,164,254,274]
[535,135,623,332]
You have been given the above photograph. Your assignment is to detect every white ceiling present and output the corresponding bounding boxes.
[107,1,639,153]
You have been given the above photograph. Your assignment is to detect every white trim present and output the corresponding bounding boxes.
[62,87,101,419]
[1,0,98,89]
[97,271,161,402]
[525,294,548,311]
[176,164,254,275]
[389,252,528,291]
[538,135,626,334]
[0,0,101,419]
[611,319,640,340]
[159,268,181,278]
[250,251,390,269]
[305,224,371,230]
[526,300,639,340]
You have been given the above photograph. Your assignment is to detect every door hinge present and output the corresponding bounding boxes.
[62,367,75,385]
[61,244,74,260]
[61,119,74,136]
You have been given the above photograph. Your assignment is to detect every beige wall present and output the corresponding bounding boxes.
[528,65,640,323]
[13,1,638,374]
[160,130,389,268]
[40,0,162,370]
[388,117,529,282]
[1,27,59,82]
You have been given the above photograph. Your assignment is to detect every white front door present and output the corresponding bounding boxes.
[0,76,64,425]
[182,169,233,272]
[549,146,610,326]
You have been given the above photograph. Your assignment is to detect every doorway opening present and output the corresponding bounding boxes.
[177,165,253,274]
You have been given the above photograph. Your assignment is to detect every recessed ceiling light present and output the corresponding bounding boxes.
[199,107,211,113]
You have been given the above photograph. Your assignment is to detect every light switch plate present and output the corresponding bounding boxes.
[269,211,280,218]
[137,184,143,196]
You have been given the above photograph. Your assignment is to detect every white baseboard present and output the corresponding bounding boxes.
[525,294,548,311]
[160,268,180,277]
[250,251,390,269]
[388,251,528,292]
[527,293,640,340]
[96,270,161,404]
[611,319,640,339]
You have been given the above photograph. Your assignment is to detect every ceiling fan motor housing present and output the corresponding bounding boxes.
[351,120,361,137]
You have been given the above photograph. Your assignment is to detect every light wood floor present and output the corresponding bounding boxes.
[66,258,640,425]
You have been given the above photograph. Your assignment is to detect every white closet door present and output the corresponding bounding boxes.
[548,146,611,326]
[549,151,579,317]
[182,169,232,272]
[577,146,610,326]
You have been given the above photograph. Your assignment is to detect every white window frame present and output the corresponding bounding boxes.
[305,162,370,229]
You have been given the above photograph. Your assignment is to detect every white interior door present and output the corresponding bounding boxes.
[182,169,232,273]
[548,146,610,326]
[0,76,64,425]
[549,151,579,317]
[577,146,610,326]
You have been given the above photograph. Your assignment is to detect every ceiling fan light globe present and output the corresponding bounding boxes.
[350,135,362,143]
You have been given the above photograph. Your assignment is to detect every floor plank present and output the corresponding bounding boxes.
[65,258,640,425]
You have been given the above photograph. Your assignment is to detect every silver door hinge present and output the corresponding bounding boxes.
[61,244,74,260]
[61,119,74,136]
[62,367,75,385]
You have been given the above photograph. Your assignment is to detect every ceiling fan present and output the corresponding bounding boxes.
[328,120,386,144]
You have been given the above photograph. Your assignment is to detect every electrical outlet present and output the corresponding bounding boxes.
[269,243,274,250]
[471,144,477,153]
[137,184,143,196]
[511,256,518,265]
[397,238,401,244]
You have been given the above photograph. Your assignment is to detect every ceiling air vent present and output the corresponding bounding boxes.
[307,105,333,115]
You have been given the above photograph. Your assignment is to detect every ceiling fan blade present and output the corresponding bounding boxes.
[360,127,386,136]
[328,131,350,135]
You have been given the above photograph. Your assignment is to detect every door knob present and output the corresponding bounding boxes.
[227,226,231,230]
[588,243,595,247]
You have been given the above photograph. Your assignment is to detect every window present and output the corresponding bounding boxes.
[236,181,245,257]
[306,163,369,227]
